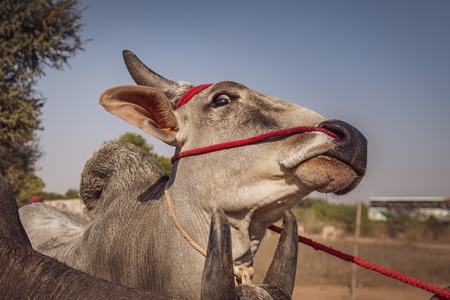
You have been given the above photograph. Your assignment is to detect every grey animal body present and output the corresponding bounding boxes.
[1,173,299,299]
[0,174,176,300]
[20,50,368,299]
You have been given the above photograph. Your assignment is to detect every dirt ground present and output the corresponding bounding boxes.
[253,233,450,300]
[292,285,433,300]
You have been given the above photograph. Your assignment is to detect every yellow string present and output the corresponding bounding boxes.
[164,184,253,284]
[164,184,207,257]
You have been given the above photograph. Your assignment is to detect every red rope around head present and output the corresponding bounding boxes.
[176,84,213,109]
[268,225,450,299]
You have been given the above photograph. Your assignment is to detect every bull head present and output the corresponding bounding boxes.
[102,50,367,195]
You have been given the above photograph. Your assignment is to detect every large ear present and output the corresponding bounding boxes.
[100,85,179,146]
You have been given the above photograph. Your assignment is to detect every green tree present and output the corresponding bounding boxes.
[41,191,65,201]
[0,0,89,204]
[110,132,172,174]
[64,188,79,199]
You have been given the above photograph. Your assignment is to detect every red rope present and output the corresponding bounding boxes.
[171,126,339,163]
[268,225,450,299]
[176,84,213,109]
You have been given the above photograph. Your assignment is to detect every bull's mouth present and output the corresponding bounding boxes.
[279,131,362,195]
[294,155,359,194]
[284,120,367,195]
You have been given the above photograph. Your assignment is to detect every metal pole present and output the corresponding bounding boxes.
[351,201,362,300]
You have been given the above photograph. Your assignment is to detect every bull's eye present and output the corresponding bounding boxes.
[211,94,233,107]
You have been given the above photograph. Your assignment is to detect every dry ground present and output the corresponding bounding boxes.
[253,233,450,300]
[293,285,432,300]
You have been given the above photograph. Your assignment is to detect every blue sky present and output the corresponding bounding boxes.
[36,0,450,203]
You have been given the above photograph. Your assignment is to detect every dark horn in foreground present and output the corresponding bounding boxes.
[201,208,298,300]
[263,209,298,297]
[201,207,237,300]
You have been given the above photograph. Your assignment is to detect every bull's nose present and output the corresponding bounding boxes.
[318,120,368,191]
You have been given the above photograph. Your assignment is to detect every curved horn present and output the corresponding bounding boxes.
[201,207,238,300]
[122,50,193,108]
[262,210,298,297]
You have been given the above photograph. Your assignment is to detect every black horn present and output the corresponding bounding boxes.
[202,208,299,300]
[122,50,193,107]
[201,207,238,300]
[262,210,298,298]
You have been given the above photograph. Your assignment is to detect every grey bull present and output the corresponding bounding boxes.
[1,173,299,299]
[19,50,367,299]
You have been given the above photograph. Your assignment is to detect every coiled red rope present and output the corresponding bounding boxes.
[268,225,450,299]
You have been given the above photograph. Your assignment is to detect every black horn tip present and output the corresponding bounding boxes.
[201,207,237,300]
[263,210,298,297]
[122,50,142,66]
[122,49,135,58]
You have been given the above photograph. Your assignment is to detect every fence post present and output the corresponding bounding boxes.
[350,201,362,299]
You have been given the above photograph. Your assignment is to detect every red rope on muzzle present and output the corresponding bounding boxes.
[171,126,339,163]
[172,84,340,163]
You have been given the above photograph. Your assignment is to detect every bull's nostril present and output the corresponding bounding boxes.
[318,120,349,141]
[328,128,346,140]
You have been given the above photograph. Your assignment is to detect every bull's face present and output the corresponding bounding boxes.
[176,81,365,195]
[100,50,367,265]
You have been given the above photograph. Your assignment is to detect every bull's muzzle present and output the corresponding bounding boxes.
[318,119,368,195]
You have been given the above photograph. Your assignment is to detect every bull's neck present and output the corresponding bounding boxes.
[164,177,211,258]
[167,165,258,266]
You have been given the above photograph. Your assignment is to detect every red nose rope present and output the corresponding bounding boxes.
[174,85,450,299]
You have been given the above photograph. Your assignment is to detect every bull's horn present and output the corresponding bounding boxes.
[262,210,298,297]
[122,50,193,107]
[201,207,238,300]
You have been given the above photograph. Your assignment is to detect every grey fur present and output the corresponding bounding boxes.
[0,174,176,299]
[2,173,291,299]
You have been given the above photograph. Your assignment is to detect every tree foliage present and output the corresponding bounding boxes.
[0,0,89,205]
[109,132,173,174]
[40,188,78,201]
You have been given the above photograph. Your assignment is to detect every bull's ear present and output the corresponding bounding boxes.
[100,85,179,146]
